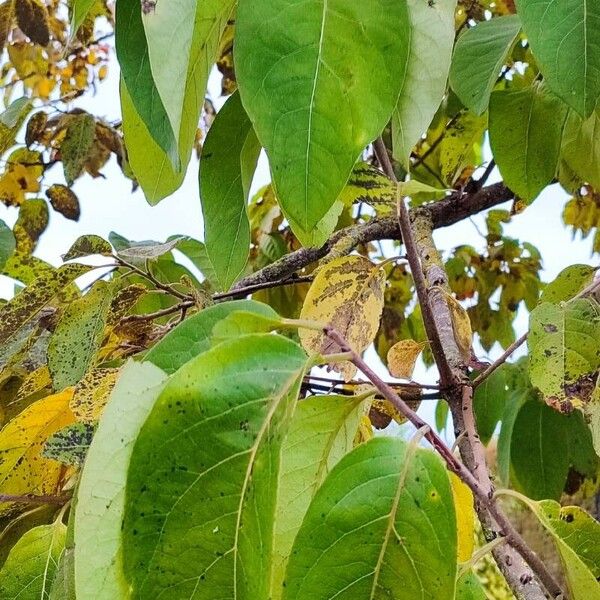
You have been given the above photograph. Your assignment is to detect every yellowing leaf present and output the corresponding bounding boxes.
[46,184,80,221]
[299,255,386,381]
[450,472,475,562]
[25,111,48,147]
[61,113,96,185]
[338,162,396,212]
[387,339,427,379]
[0,390,75,513]
[70,368,120,422]
[15,0,50,46]
[443,290,473,362]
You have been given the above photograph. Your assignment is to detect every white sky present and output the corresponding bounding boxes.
[0,56,594,434]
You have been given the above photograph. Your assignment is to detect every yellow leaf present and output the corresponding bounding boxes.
[70,368,119,422]
[299,255,386,381]
[354,415,374,444]
[450,472,475,562]
[386,339,427,379]
[443,290,472,362]
[0,390,75,513]
[45,184,80,221]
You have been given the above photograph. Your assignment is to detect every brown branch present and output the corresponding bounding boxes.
[0,493,70,505]
[232,181,514,291]
[324,326,563,600]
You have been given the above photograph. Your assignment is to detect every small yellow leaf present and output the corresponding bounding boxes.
[443,290,472,362]
[70,368,120,422]
[450,472,475,562]
[354,415,374,444]
[387,339,427,379]
[0,390,75,513]
[299,255,386,381]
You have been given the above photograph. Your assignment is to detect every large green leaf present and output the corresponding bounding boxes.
[0,522,66,599]
[391,0,456,169]
[283,437,457,600]
[74,361,169,600]
[456,571,487,600]
[144,299,278,374]
[115,0,177,163]
[122,334,308,598]
[489,83,568,202]
[561,107,600,190]
[528,299,600,410]
[515,0,600,118]
[236,0,410,230]
[269,395,364,594]
[473,364,509,445]
[200,92,261,290]
[142,0,235,164]
[541,264,596,304]
[449,15,521,115]
[47,281,114,390]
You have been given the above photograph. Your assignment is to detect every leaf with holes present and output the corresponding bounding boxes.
[528,299,600,411]
[299,255,386,381]
[283,437,457,600]
[236,0,410,230]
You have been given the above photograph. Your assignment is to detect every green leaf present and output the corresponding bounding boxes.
[391,0,456,168]
[270,394,365,594]
[489,83,568,202]
[47,280,114,390]
[473,364,509,445]
[528,500,600,599]
[0,522,66,600]
[120,82,185,203]
[62,113,96,185]
[283,437,457,600]
[456,571,487,600]
[528,299,600,410]
[141,0,235,164]
[0,263,90,346]
[0,96,32,128]
[74,361,169,600]
[511,399,571,500]
[284,200,344,247]
[144,299,279,374]
[200,92,260,290]
[49,547,75,600]
[541,264,596,304]
[0,219,16,270]
[63,235,113,261]
[115,0,177,163]
[449,15,522,115]
[42,421,96,466]
[122,334,308,598]
[210,310,284,345]
[561,107,600,190]
[171,236,220,289]
[236,0,410,230]
[515,0,600,118]
[69,0,97,38]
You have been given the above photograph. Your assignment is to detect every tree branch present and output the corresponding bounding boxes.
[232,181,513,291]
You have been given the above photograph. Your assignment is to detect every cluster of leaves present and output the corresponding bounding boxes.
[1,0,600,599]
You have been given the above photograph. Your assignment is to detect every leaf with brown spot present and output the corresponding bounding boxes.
[0,263,90,346]
[70,367,120,422]
[61,113,95,185]
[42,421,96,466]
[46,184,80,221]
[25,111,48,147]
[63,234,112,261]
[15,0,50,45]
[13,198,49,255]
[387,339,427,379]
[106,284,147,325]
[0,390,75,514]
[299,255,386,381]
[369,389,421,428]
[47,280,115,390]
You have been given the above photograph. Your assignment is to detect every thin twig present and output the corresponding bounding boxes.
[0,493,70,505]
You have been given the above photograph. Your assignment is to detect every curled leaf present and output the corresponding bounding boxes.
[443,289,473,362]
[46,184,80,221]
[387,339,427,379]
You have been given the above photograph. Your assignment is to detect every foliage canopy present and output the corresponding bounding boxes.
[0,1,600,599]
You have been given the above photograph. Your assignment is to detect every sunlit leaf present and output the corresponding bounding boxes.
[450,473,474,562]
[387,339,427,379]
[299,255,386,381]
[283,437,457,600]
[541,264,596,304]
